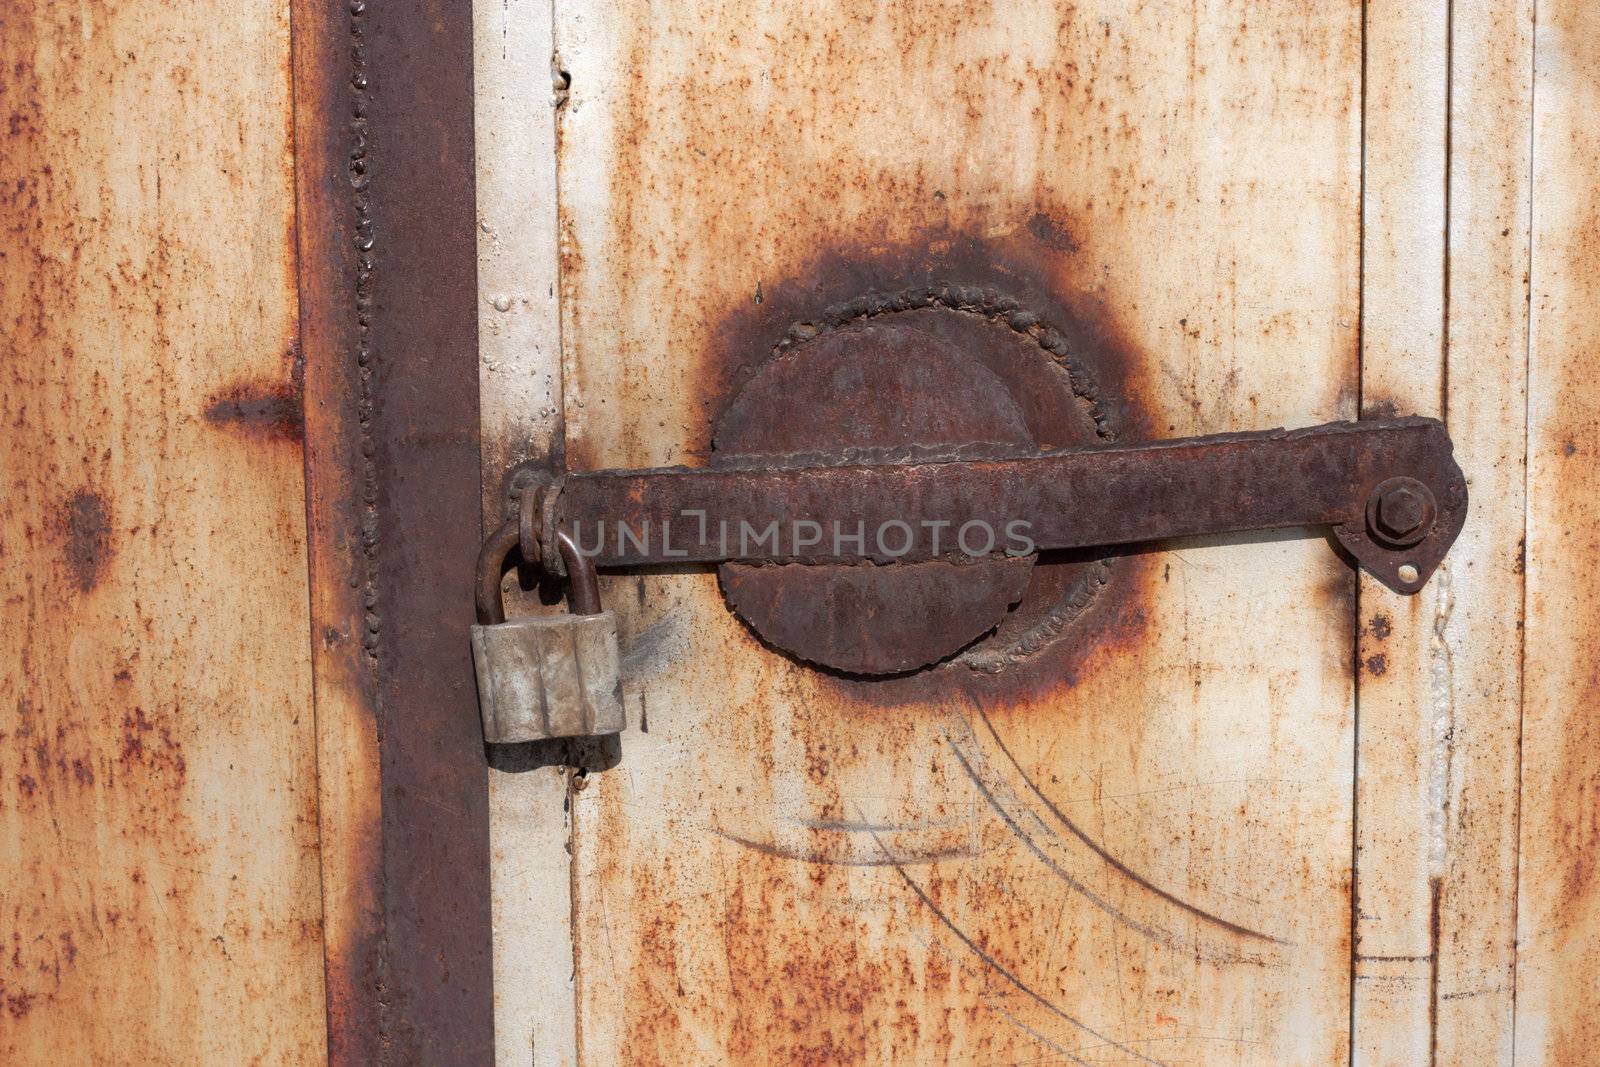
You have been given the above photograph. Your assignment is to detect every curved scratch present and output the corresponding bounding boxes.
[926,935,1097,1067]
[983,995,1095,1067]
[711,826,973,867]
[870,824,1169,1067]
[945,737,1177,950]
[970,698,1288,946]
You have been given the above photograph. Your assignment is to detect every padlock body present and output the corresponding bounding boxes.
[471,610,624,742]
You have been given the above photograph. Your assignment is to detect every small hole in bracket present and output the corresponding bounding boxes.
[1397,563,1420,584]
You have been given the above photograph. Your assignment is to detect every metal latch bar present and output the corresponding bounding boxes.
[533,416,1465,595]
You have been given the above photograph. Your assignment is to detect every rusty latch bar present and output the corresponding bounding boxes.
[518,416,1465,595]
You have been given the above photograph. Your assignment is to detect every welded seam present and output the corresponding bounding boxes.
[718,286,1129,675]
[769,285,1119,442]
[958,558,1113,674]
[345,0,390,1053]
[350,1,381,667]
[751,286,1128,674]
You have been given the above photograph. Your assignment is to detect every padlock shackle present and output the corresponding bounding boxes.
[474,518,523,625]
[559,533,602,615]
[474,519,602,625]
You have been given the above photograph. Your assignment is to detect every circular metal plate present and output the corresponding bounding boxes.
[713,289,1112,675]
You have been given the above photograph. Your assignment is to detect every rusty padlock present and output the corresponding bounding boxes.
[471,518,624,742]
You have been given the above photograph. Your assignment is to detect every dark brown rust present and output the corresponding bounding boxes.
[60,489,113,594]
[676,233,1152,471]
[292,0,493,1059]
[548,417,1466,589]
[654,233,1155,681]
[202,375,305,442]
[1366,475,1436,547]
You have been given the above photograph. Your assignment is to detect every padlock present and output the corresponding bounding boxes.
[470,519,624,743]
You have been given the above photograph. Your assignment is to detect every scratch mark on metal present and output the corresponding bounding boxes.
[944,733,1181,950]
[711,826,975,867]
[969,696,1289,946]
[864,819,1170,1067]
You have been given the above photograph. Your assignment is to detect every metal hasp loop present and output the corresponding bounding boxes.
[474,522,601,624]
[526,416,1466,596]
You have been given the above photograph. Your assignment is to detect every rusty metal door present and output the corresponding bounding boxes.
[550,2,1363,1054]
[471,1,1558,1065]
[484,1,1364,1061]
[3,0,1595,1063]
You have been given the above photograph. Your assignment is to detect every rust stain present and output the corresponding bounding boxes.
[118,706,187,780]
[202,371,305,442]
[1026,211,1083,255]
[687,228,1154,466]
[675,226,1165,710]
[1516,2,1600,1062]
[59,489,112,593]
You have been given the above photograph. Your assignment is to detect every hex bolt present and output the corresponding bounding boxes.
[1366,477,1436,548]
[1377,485,1427,538]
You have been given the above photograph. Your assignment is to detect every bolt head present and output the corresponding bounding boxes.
[1367,477,1436,547]
[1377,485,1427,537]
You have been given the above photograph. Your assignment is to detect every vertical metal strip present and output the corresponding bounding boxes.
[365,0,495,1060]
[295,0,495,1060]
